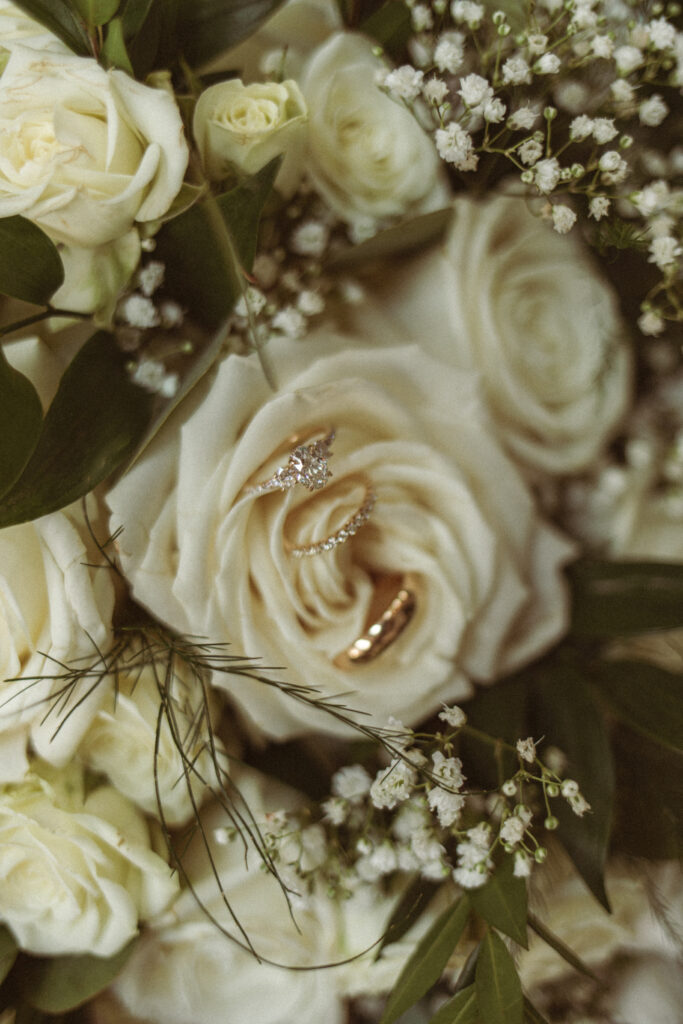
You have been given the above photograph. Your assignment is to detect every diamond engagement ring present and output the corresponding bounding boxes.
[245,428,336,497]
[285,478,376,558]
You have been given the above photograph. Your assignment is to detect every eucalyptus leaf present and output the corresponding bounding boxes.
[0,348,43,500]
[0,925,18,986]
[468,856,528,948]
[376,876,441,959]
[0,332,153,527]
[329,208,453,272]
[101,17,134,72]
[531,666,614,910]
[11,0,91,54]
[71,0,119,26]
[178,0,286,67]
[22,941,135,1012]
[568,559,683,637]
[429,985,481,1024]
[154,158,279,329]
[527,913,598,981]
[475,929,523,1024]
[380,897,470,1024]
[0,217,64,305]
[590,660,683,756]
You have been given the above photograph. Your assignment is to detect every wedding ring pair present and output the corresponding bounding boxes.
[245,427,375,558]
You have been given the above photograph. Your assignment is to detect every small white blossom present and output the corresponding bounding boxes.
[552,204,577,233]
[567,792,591,817]
[411,3,433,31]
[435,123,478,170]
[592,117,618,144]
[332,765,372,803]
[536,53,561,74]
[296,290,325,317]
[614,45,643,74]
[423,78,449,105]
[648,236,682,269]
[516,737,537,764]
[483,97,506,123]
[501,779,517,797]
[119,293,159,329]
[569,115,594,141]
[534,157,561,193]
[638,310,666,336]
[450,0,484,27]
[599,150,628,184]
[632,180,669,216]
[458,73,493,108]
[234,286,267,318]
[271,306,306,338]
[131,360,177,397]
[159,300,184,328]
[589,195,611,220]
[356,840,398,881]
[370,759,417,810]
[289,220,329,257]
[260,48,287,77]
[507,105,538,130]
[647,18,676,50]
[438,704,467,728]
[434,32,465,73]
[453,823,493,889]
[252,253,279,289]
[385,65,424,101]
[611,79,635,104]
[322,797,347,826]
[513,851,532,878]
[592,35,614,59]
[502,55,532,85]
[527,34,548,55]
[428,787,466,827]
[639,95,669,127]
[500,815,526,846]
[392,799,430,841]
[519,139,543,166]
[136,260,165,297]
[554,80,590,114]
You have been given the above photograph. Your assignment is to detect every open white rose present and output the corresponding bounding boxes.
[193,79,307,197]
[0,45,188,248]
[0,1,69,52]
[300,33,449,229]
[107,332,573,740]
[0,762,178,957]
[365,195,632,474]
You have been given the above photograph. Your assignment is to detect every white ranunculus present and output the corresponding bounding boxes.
[0,45,188,248]
[300,33,449,229]
[0,1,69,52]
[78,658,224,826]
[0,763,178,957]
[365,195,632,474]
[193,78,307,196]
[107,332,573,740]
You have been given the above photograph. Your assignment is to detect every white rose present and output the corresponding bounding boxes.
[364,196,631,474]
[0,1,69,52]
[0,46,188,248]
[78,657,224,826]
[300,33,449,228]
[107,332,573,740]
[193,79,307,197]
[0,763,178,957]
[50,230,142,318]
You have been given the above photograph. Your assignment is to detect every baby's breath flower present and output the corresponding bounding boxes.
[384,65,424,101]
[271,305,306,338]
[516,737,537,764]
[614,44,643,74]
[434,32,465,73]
[136,260,165,297]
[552,204,577,233]
[451,0,484,27]
[513,850,532,877]
[423,77,449,104]
[411,3,433,31]
[592,117,618,143]
[599,150,629,184]
[502,55,532,85]
[536,53,561,74]
[453,823,493,889]
[589,195,611,220]
[638,310,666,336]
[519,139,543,165]
[428,787,466,827]
[234,285,267,318]
[438,704,467,728]
[502,779,517,797]
[289,220,329,257]
[332,765,372,803]
[322,797,347,825]
[592,35,615,59]
[534,157,561,193]
[296,290,325,317]
[370,759,417,810]
[639,94,669,127]
[483,97,506,122]
[458,73,493,108]
[119,293,160,329]
[527,34,548,55]
[647,17,676,50]
[611,79,635,104]
[648,235,682,269]
[507,105,539,130]
[435,122,478,169]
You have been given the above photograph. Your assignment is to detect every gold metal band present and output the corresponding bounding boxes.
[334,578,417,668]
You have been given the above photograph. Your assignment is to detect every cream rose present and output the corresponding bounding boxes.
[193,79,307,196]
[0,763,178,957]
[107,331,573,740]
[0,2,69,52]
[366,195,632,474]
[0,45,188,248]
[300,33,449,229]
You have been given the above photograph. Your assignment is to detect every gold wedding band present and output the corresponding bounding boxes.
[334,576,417,668]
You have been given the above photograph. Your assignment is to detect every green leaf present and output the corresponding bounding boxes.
[590,660,683,756]
[360,0,412,58]
[376,876,441,959]
[527,913,598,981]
[0,217,64,305]
[21,941,135,1012]
[458,674,531,791]
[611,725,683,859]
[178,0,286,67]
[0,348,43,500]
[0,332,153,527]
[71,0,119,26]
[531,665,614,910]
[11,1,91,54]
[101,16,134,72]
[154,158,279,329]
[468,856,528,948]
[429,986,482,1024]
[119,0,154,35]
[523,996,552,1024]
[568,559,683,637]
[475,929,523,1024]
[380,897,470,1024]
[329,208,453,272]
[0,926,18,986]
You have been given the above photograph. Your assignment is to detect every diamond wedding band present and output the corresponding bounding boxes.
[285,478,376,558]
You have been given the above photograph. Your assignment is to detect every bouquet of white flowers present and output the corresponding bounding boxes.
[0,1,681,1022]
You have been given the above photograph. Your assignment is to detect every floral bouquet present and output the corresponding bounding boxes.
[0,0,681,1021]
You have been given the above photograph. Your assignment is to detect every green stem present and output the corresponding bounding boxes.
[0,307,88,341]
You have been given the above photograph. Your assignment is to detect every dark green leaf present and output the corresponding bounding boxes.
[101,17,134,72]
[531,665,614,910]
[380,897,470,1024]
[590,660,683,756]
[527,913,598,981]
[0,926,18,986]
[71,0,119,26]
[178,0,286,67]
[360,0,412,58]
[429,986,481,1024]
[0,332,153,527]
[329,209,453,272]
[11,1,91,54]
[475,929,523,1024]
[459,674,531,790]
[0,348,43,500]
[376,876,441,959]
[523,996,552,1024]
[21,941,135,1012]
[469,856,528,948]
[0,217,64,305]
[569,559,683,637]
[452,943,480,995]
[154,158,279,329]
[120,0,154,35]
